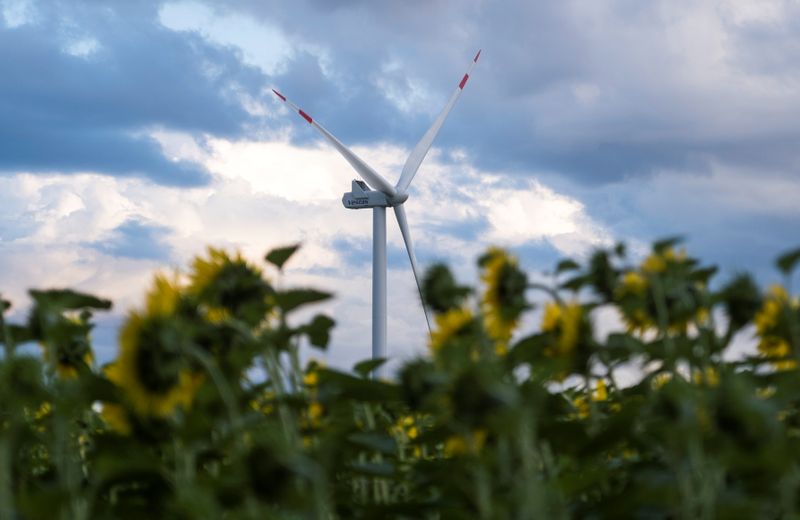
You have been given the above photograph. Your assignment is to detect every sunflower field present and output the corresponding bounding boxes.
[1,240,800,519]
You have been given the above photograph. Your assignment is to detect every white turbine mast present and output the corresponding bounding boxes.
[272,50,480,377]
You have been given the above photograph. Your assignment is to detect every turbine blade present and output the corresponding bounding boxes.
[393,204,432,336]
[395,49,481,194]
[271,89,396,197]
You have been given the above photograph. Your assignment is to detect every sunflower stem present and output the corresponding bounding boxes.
[528,282,564,306]
[0,302,14,359]
[263,348,296,445]
[0,436,13,519]
[187,346,241,435]
[651,277,677,370]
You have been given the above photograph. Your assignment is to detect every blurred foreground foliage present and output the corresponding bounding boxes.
[1,241,800,519]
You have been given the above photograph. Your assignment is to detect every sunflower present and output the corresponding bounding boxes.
[303,362,325,428]
[106,275,203,419]
[444,429,487,457]
[188,247,271,325]
[616,260,708,334]
[38,315,94,379]
[618,271,647,296]
[480,248,528,346]
[641,246,686,274]
[541,300,584,358]
[754,285,797,370]
[573,379,609,419]
[429,307,475,352]
[616,271,655,333]
[100,403,132,436]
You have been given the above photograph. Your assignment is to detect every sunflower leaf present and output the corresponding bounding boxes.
[303,314,335,349]
[353,358,386,378]
[0,324,34,345]
[653,236,684,253]
[265,243,301,270]
[274,289,332,313]
[776,247,800,276]
[556,259,581,274]
[347,432,397,454]
[28,289,112,311]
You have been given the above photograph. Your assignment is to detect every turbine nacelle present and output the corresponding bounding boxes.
[342,180,408,209]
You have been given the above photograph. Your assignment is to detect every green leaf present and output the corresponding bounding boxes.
[653,236,684,253]
[353,358,387,378]
[80,373,123,402]
[422,263,470,313]
[348,461,395,477]
[561,274,588,292]
[690,266,718,284]
[274,288,331,313]
[776,247,800,276]
[29,289,112,310]
[508,333,549,366]
[319,368,400,402]
[303,314,335,349]
[720,273,761,331]
[555,259,580,274]
[605,333,646,358]
[347,432,397,454]
[265,243,301,270]
[0,324,34,345]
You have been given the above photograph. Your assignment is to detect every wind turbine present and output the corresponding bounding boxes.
[272,50,480,376]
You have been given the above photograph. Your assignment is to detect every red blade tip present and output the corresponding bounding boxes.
[298,109,313,124]
[474,49,481,62]
[272,89,286,101]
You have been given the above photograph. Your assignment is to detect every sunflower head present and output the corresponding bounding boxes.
[189,247,273,326]
[26,290,107,380]
[618,271,647,297]
[108,275,203,418]
[573,379,610,419]
[430,307,475,350]
[720,273,762,331]
[754,285,798,370]
[479,248,528,343]
[641,245,686,274]
[541,301,586,357]
[616,272,656,334]
[540,300,592,378]
[754,285,791,335]
[36,314,94,379]
[616,244,709,335]
[100,403,132,436]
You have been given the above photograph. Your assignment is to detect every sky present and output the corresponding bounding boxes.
[1,0,798,373]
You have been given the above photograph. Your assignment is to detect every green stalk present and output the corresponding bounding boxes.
[0,437,13,519]
[262,348,296,445]
[188,346,240,427]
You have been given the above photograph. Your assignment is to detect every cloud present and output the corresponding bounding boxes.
[159,0,294,76]
[190,0,800,186]
[90,219,173,261]
[0,0,269,185]
[0,128,614,369]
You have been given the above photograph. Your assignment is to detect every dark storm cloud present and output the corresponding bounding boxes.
[0,1,267,185]
[271,49,428,150]
[230,0,800,184]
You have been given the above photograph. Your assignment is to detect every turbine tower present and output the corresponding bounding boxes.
[272,50,480,376]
